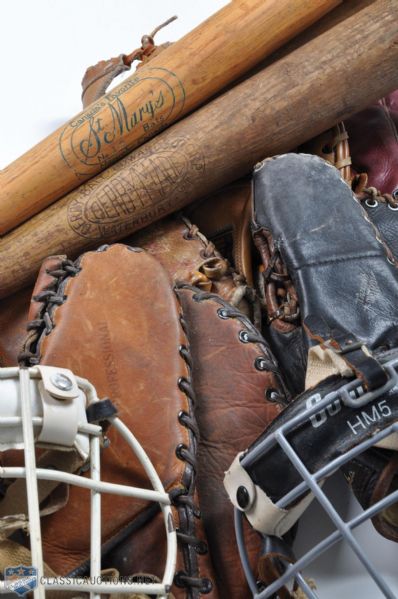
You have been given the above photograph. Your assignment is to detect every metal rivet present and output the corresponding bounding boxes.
[103,436,111,448]
[239,330,249,343]
[195,540,208,555]
[51,373,73,391]
[365,198,378,208]
[266,388,280,402]
[217,308,229,319]
[176,443,187,460]
[388,257,395,266]
[393,189,398,200]
[200,579,213,594]
[255,357,268,371]
[388,203,398,211]
[236,485,250,509]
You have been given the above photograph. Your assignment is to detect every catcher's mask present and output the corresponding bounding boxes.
[0,365,176,599]
[224,354,398,599]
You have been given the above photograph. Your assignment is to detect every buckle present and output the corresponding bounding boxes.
[338,340,364,355]
[323,335,364,356]
[339,355,398,408]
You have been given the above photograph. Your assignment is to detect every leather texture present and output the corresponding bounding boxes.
[126,215,244,308]
[28,256,67,322]
[251,152,398,542]
[175,285,287,598]
[341,446,398,542]
[0,257,69,367]
[344,90,398,261]
[15,245,218,598]
[81,55,130,108]
[244,359,398,506]
[185,180,253,285]
[299,122,352,183]
[4,216,245,369]
[252,153,398,394]
[0,288,31,366]
[358,193,398,262]
[345,90,398,196]
[81,35,172,108]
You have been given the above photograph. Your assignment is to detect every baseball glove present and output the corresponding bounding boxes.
[299,122,352,184]
[108,282,289,599]
[225,153,398,547]
[0,213,249,368]
[299,95,398,279]
[0,206,291,598]
[5,244,217,598]
[344,90,398,262]
[345,89,398,198]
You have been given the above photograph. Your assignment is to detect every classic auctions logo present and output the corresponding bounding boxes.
[4,565,38,596]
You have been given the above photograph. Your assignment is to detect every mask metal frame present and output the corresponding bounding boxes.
[235,356,398,599]
[0,366,177,599]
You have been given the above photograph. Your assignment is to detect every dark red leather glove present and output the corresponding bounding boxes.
[346,89,398,198]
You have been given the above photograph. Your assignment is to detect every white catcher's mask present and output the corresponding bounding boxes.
[0,365,176,599]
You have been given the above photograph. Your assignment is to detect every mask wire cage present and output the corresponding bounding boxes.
[235,357,398,599]
[0,366,177,599]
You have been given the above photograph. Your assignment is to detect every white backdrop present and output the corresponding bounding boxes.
[0,0,228,167]
[1,2,398,598]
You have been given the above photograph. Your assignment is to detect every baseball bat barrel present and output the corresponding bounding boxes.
[0,0,340,235]
[0,0,397,299]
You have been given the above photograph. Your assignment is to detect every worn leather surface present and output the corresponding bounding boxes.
[244,355,398,505]
[175,284,287,598]
[341,446,398,542]
[81,55,130,108]
[346,90,398,196]
[0,257,70,367]
[299,122,352,182]
[81,40,172,108]
[125,215,241,306]
[186,180,253,285]
[346,91,398,260]
[28,256,67,321]
[253,153,398,393]
[0,288,31,366]
[251,153,398,541]
[4,216,242,371]
[14,245,218,597]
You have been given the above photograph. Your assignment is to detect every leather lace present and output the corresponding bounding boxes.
[181,216,248,305]
[356,186,398,210]
[253,230,299,326]
[18,260,81,366]
[171,305,213,597]
[177,283,288,402]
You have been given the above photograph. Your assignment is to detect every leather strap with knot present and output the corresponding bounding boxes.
[81,17,177,108]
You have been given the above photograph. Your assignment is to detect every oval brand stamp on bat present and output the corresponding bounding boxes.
[59,67,186,177]
[67,137,205,240]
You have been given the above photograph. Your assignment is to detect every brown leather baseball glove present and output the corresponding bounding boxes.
[4,244,216,598]
[0,205,289,598]
[0,213,248,368]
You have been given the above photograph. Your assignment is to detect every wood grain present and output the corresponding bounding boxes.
[0,0,340,234]
[0,0,396,299]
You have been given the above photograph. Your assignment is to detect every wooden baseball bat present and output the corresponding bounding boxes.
[0,0,396,300]
[0,0,340,235]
